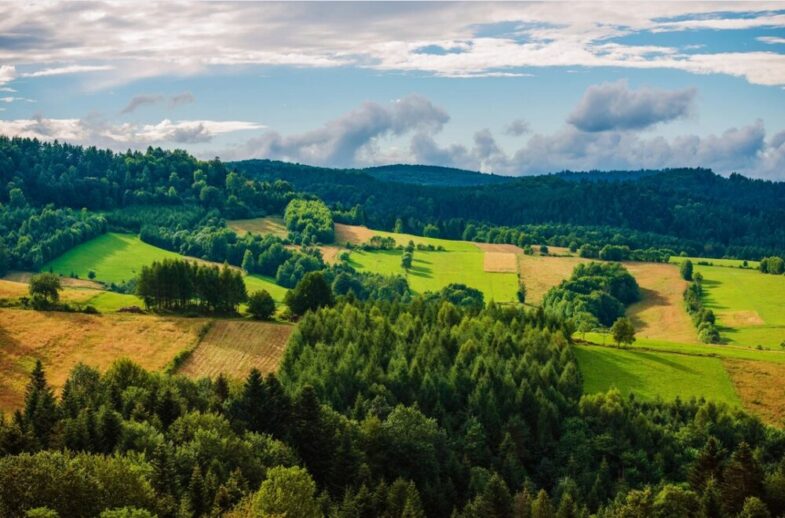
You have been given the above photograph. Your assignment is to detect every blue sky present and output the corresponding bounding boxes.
[0,2,784,178]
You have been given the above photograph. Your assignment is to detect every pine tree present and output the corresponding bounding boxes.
[721,442,764,516]
[531,489,555,518]
[23,360,58,447]
[689,437,724,491]
[241,249,256,273]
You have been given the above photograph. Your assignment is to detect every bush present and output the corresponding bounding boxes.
[247,290,276,320]
[284,272,334,316]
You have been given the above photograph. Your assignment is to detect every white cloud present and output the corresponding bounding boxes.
[0,3,783,86]
[0,65,16,85]
[0,116,263,148]
[758,36,785,45]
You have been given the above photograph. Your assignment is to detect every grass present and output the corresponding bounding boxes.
[43,233,289,305]
[517,254,588,304]
[691,264,785,348]
[0,308,207,411]
[335,223,478,251]
[670,256,760,269]
[347,248,518,303]
[574,344,740,406]
[43,232,184,285]
[724,359,785,425]
[179,320,294,379]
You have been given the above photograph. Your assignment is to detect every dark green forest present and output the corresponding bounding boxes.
[3,296,785,517]
[234,159,785,260]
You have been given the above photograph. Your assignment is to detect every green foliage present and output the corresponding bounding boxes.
[680,259,694,281]
[284,271,334,316]
[759,256,785,275]
[136,258,246,313]
[284,199,334,244]
[683,274,721,344]
[29,273,62,308]
[253,465,323,518]
[247,290,276,320]
[610,317,635,346]
[542,262,639,327]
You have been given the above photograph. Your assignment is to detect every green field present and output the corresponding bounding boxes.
[347,248,518,303]
[43,233,287,304]
[575,345,741,406]
[694,264,785,348]
[670,256,760,269]
[580,332,785,363]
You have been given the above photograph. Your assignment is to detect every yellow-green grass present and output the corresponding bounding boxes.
[670,256,760,269]
[44,233,288,304]
[693,264,785,348]
[347,248,518,303]
[43,233,184,285]
[335,223,478,252]
[574,345,741,406]
[83,291,145,312]
[579,332,785,364]
[228,216,288,238]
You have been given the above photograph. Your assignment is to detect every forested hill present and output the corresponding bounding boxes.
[234,159,785,258]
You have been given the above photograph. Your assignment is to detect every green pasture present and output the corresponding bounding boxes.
[44,233,288,305]
[347,248,518,303]
[574,345,740,406]
[694,264,785,349]
[670,256,760,269]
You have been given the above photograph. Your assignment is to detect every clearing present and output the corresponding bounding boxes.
[179,320,294,379]
[517,254,589,304]
[228,216,288,238]
[574,344,740,407]
[0,308,207,410]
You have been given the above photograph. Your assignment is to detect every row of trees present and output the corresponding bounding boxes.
[684,271,721,344]
[542,262,640,330]
[136,259,247,313]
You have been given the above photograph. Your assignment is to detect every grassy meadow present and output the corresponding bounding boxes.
[574,345,740,406]
[692,264,785,349]
[42,232,286,304]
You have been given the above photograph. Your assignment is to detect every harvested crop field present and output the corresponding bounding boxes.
[179,320,294,379]
[624,262,696,343]
[725,359,785,425]
[473,243,523,254]
[483,252,518,273]
[517,254,589,304]
[0,309,206,410]
[4,271,103,290]
[335,223,383,245]
[228,216,288,238]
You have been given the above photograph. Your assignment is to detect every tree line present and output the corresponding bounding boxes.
[283,199,335,245]
[136,259,246,313]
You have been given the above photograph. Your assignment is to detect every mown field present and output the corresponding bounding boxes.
[691,264,785,349]
[0,308,208,410]
[179,320,294,379]
[42,232,286,303]
[574,345,740,406]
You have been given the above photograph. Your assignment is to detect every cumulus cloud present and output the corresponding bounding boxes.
[121,92,196,114]
[236,94,449,166]
[504,118,530,136]
[567,81,696,132]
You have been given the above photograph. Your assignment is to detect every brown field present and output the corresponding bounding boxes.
[483,252,518,273]
[0,279,29,298]
[319,245,344,265]
[179,320,294,379]
[518,254,590,304]
[725,359,785,424]
[0,308,206,410]
[334,223,378,245]
[228,216,288,238]
[4,271,103,290]
[0,278,106,306]
[473,243,523,253]
[624,262,697,343]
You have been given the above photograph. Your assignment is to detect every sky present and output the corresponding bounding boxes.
[1,2,785,178]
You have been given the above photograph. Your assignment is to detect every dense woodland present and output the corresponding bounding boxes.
[3,295,785,517]
[235,159,785,259]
